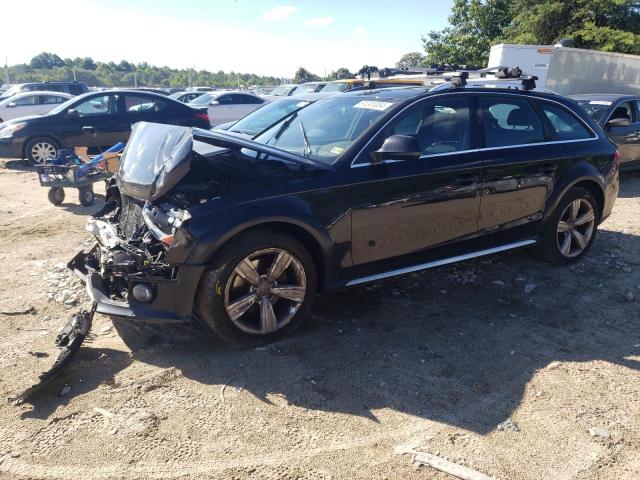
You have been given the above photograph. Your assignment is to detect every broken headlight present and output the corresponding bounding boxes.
[142,202,191,246]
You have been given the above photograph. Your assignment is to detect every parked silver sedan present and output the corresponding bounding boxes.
[187,91,268,126]
[0,91,72,123]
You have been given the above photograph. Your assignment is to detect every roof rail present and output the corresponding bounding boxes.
[356,64,478,80]
[437,66,538,91]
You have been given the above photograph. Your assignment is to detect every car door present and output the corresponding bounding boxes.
[7,94,40,119]
[605,100,640,166]
[476,95,558,235]
[350,95,482,265]
[38,94,67,115]
[235,94,264,118]
[123,93,173,130]
[64,93,126,150]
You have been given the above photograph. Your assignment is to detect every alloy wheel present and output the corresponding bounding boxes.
[224,248,307,335]
[556,198,596,258]
[31,142,56,164]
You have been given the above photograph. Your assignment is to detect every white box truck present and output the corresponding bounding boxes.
[488,44,640,96]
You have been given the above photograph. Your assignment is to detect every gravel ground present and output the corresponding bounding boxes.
[0,158,639,480]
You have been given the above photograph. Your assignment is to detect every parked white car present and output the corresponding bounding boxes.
[0,91,72,123]
[187,91,268,126]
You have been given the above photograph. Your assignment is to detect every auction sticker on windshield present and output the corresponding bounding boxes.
[353,101,393,111]
[589,101,612,105]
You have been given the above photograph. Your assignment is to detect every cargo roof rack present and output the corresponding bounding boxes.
[356,64,476,81]
[429,66,539,91]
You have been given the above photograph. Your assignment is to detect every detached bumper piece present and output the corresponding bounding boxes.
[12,305,95,405]
[68,249,199,324]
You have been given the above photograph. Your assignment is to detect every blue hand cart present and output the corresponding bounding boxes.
[37,143,125,206]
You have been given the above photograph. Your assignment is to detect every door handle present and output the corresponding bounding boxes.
[82,126,96,136]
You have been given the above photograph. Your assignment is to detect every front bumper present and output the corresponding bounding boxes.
[0,139,22,158]
[68,249,205,324]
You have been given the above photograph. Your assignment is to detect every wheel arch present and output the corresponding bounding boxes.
[22,134,63,159]
[191,218,336,292]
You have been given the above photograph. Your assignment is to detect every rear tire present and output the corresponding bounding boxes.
[25,137,60,165]
[47,187,65,205]
[78,186,95,206]
[195,229,317,346]
[537,187,599,265]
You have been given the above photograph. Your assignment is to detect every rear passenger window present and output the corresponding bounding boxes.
[124,95,168,113]
[480,97,544,147]
[540,103,593,140]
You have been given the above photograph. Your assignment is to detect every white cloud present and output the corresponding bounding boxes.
[304,16,334,27]
[353,26,367,36]
[262,5,297,22]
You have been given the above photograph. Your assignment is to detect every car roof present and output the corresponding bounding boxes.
[9,90,73,97]
[570,93,638,102]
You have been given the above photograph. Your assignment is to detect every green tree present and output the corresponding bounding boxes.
[422,0,513,66]
[293,67,321,83]
[29,52,66,69]
[501,0,640,54]
[396,52,426,69]
[327,67,354,80]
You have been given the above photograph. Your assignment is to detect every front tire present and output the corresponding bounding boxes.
[538,187,599,265]
[195,230,317,346]
[25,137,59,165]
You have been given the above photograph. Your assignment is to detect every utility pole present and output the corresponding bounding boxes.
[133,69,138,88]
[5,56,10,84]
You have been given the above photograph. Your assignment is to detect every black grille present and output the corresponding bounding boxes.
[118,195,145,239]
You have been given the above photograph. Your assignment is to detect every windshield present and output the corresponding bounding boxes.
[227,98,312,136]
[271,86,293,96]
[0,85,23,99]
[253,96,395,165]
[321,82,353,93]
[293,84,320,95]
[575,99,611,122]
[188,93,215,106]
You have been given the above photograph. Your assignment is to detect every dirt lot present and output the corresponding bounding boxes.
[0,158,638,480]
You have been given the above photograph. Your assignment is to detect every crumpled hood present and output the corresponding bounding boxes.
[117,122,194,202]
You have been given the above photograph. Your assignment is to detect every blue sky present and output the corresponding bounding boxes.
[4,0,453,77]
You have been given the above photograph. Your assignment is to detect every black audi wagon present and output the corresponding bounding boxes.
[70,83,619,345]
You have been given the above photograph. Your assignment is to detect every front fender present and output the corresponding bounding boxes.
[167,194,350,290]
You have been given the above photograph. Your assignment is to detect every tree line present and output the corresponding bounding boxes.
[397,0,640,69]
[2,52,356,88]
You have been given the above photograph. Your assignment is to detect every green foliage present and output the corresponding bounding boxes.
[421,0,640,67]
[327,67,354,80]
[293,67,321,83]
[5,52,283,88]
[501,0,640,54]
[396,52,426,69]
[422,0,512,66]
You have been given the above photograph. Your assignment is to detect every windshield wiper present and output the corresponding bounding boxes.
[299,121,312,157]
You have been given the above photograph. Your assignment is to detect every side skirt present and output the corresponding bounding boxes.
[344,239,537,287]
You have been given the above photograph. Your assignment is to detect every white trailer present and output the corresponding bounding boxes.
[488,44,640,96]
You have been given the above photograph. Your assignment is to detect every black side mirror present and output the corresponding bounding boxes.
[67,108,80,119]
[371,134,421,164]
[607,117,630,129]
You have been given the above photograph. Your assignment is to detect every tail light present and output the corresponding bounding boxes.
[195,112,209,123]
[613,149,620,166]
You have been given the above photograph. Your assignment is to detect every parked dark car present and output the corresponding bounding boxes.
[572,94,640,171]
[169,91,207,103]
[0,90,210,164]
[0,81,88,101]
[69,86,619,346]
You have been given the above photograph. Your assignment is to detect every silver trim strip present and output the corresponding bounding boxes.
[351,91,599,168]
[345,239,537,286]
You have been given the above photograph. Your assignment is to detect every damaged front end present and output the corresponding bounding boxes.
[68,193,204,324]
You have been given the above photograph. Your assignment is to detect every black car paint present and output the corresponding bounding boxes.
[73,87,619,324]
[0,90,211,159]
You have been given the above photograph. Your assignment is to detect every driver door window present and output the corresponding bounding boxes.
[74,95,117,117]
